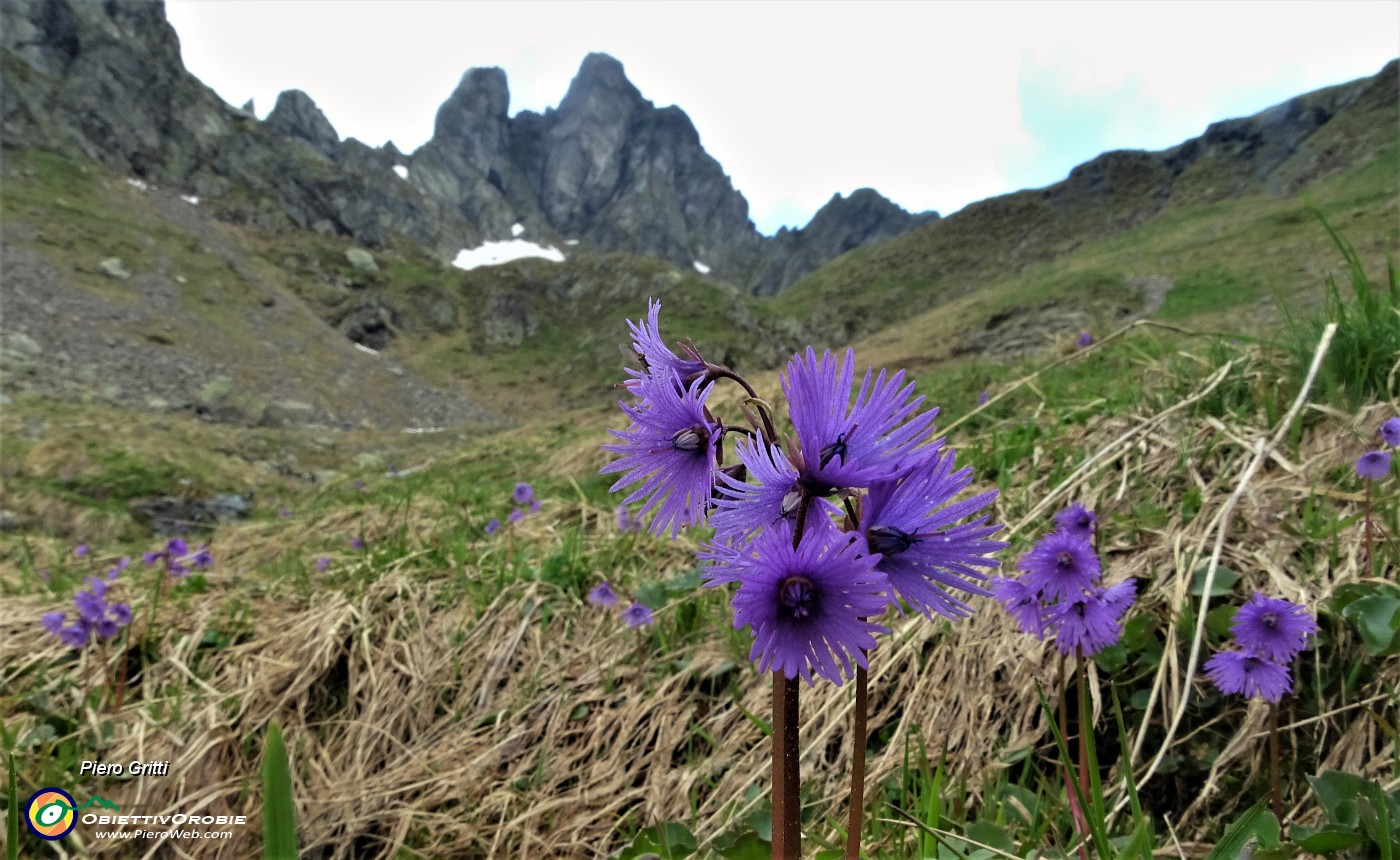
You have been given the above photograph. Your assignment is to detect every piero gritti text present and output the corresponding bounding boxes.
[80,760,172,777]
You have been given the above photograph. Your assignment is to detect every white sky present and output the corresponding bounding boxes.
[165,1,1398,235]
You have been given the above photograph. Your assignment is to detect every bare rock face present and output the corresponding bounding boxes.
[264,89,341,160]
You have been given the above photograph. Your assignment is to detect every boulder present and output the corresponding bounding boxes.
[261,400,317,428]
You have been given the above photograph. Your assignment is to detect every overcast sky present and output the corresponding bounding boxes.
[165,1,1397,235]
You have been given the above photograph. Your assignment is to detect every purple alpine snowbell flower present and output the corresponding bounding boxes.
[508,508,526,525]
[316,557,331,573]
[602,370,720,537]
[978,390,990,406]
[615,506,641,533]
[75,544,90,558]
[783,347,940,493]
[1381,417,1400,447]
[622,298,707,392]
[723,517,891,686]
[1053,502,1097,542]
[1016,530,1101,600]
[1204,651,1292,703]
[1231,593,1317,663]
[512,483,534,505]
[1077,331,1094,348]
[1356,450,1392,481]
[710,438,841,546]
[861,445,1006,619]
[1052,579,1136,657]
[588,581,619,608]
[57,621,91,649]
[41,611,65,636]
[989,576,1049,638]
[621,602,654,628]
[484,518,500,536]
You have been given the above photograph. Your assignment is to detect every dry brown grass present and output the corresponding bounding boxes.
[2,353,1397,859]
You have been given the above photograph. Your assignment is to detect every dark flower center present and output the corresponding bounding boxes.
[670,424,709,453]
[1056,551,1074,569]
[867,525,916,556]
[779,576,817,619]
[818,430,852,470]
[1260,612,1277,630]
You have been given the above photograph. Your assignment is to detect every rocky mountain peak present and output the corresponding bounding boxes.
[557,52,641,117]
[265,89,340,159]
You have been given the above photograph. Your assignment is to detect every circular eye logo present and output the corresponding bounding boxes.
[25,788,77,840]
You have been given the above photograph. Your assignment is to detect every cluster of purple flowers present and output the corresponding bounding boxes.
[143,537,213,578]
[43,569,132,649]
[1355,417,1400,480]
[1204,593,1317,703]
[989,502,1137,657]
[614,505,643,533]
[586,581,654,628]
[485,483,544,535]
[601,300,1006,685]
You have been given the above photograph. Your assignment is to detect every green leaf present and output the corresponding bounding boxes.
[964,820,1015,852]
[1341,595,1400,656]
[1294,827,1369,852]
[1113,821,1154,860]
[1310,771,1377,827]
[1206,604,1239,637]
[1191,565,1238,598]
[261,720,298,860]
[620,822,698,859]
[715,831,770,859]
[1202,798,1274,860]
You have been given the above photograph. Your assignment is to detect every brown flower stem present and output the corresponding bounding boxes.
[772,675,787,860]
[635,630,644,689]
[844,663,869,860]
[1364,481,1374,576]
[1269,704,1283,825]
[779,674,801,859]
[99,638,112,711]
[706,366,779,444]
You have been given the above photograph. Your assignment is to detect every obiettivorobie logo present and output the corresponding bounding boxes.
[24,788,120,840]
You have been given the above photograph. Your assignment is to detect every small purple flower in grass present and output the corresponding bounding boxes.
[1077,331,1094,348]
[350,537,364,549]
[1053,502,1097,542]
[485,519,500,536]
[58,621,91,649]
[187,545,213,569]
[723,518,891,686]
[862,445,1006,619]
[1356,450,1392,481]
[588,581,619,608]
[1017,531,1100,600]
[989,577,1048,637]
[1232,593,1317,662]
[167,538,188,557]
[513,483,534,505]
[74,589,106,623]
[75,544,90,558]
[1204,651,1292,703]
[353,480,366,491]
[109,603,132,626]
[1053,579,1136,657]
[783,347,938,493]
[41,611,65,635]
[621,602,654,628]
[316,557,331,573]
[278,507,291,517]
[530,499,542,514]
[615,506,642,533]
[602,370,720,537]
[1381,418,1400,447]
[978,390,989,406]
[508,508,525,525]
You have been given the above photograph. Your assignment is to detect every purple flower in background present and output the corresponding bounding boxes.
[1077,331,1094,348]
[1381,417,1400,447]
[1356,450,1392,481]
[57,621,91,649]
[350,537,364,549]
[187,545,213,569]
[725,518,891,686]
[588,581,619,608]
[989,576,1049,638]
[602,370,720,537]
[41,611,65,635]
[622,298,707,391]
[74,589,106,623]
[508,508,526,525]
[862,446,1006,619]
[513,483,534,505]
[109,603,132,626]
[1231,593,1317,662]
[1017,531,1100,600]
[75,544,90,558]
[278,507,291,517]
[485,519,500,536]
[978,390,989,406]
[316,557,331,573]
[615,506,642,533]
[166,538,188,557]
[1204,651,1291,703]
[1053,502,1097,542]
[621,602,654,628]
[783,347,938,492]
[353,480,366,491]
[529,499,542,514]
[1052,580,1136,657]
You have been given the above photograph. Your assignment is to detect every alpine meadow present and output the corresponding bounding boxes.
[1,3,1398,859]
